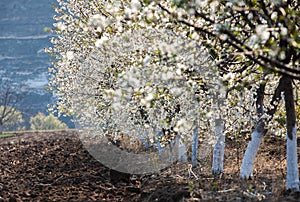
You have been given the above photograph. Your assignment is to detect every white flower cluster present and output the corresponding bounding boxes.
[71,27,219,150]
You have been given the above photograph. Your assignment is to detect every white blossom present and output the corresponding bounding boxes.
[256,24,270,43]
[130,0,142,13]
[66,51,74,60]
[95,36,109,47]
[280,27,288,36]
[54,21,66,31]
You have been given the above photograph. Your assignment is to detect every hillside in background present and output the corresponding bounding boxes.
[0,0,73,128]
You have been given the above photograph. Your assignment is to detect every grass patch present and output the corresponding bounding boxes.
[0,129,78,139]
[0,132,15,138]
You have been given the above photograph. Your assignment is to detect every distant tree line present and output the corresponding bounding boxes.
[0,80,68,133]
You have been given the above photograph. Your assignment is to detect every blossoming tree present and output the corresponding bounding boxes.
[48,0,300,190]
[48,0,221,174]
[131,0,299,190]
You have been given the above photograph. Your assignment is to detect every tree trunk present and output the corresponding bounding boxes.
[240,120,264,178]
[191,125,199,167]
[240,76,299,190]
[286,125,299,190]
[283,76,299,190]
[212,118,225,174]
[0,123,3,134]
[176,135,188,163]
[240,82,265,179]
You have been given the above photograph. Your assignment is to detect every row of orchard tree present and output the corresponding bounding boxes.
[48,0,300,190]
[0,81,68,133]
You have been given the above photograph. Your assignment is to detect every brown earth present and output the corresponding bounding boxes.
[0,130,299,201]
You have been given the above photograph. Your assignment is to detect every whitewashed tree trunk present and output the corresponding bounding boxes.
[240,76,299,190]
[286,125,299,190]
[191,125,199,167]
[240,82,266,179]
[240,121,264,178]
[212,118,225,174]
[284,76,299,190]
[176,135,188,163]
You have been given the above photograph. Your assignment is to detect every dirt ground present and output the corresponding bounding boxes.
[0,130,299,201]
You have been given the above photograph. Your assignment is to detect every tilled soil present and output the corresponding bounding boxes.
[0,131,299,201]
